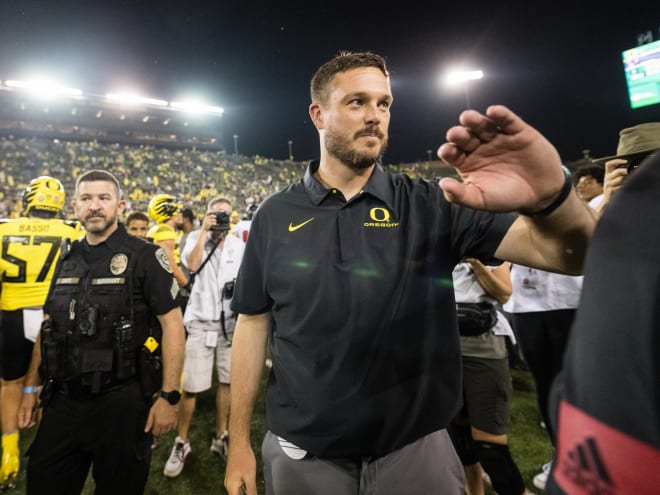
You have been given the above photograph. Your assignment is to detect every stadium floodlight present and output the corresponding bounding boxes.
[4,79,83,98]
[443,69,484,108]
[105,93,168,107]
[170,100,224,116]
[444,70,484,86]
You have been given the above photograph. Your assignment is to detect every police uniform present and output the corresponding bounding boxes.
[547,151,660,495]
[0,217,81,381]
[26,223,179,495]
[231,161,516,459]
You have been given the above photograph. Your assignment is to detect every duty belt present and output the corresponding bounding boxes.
[56,378,136,400]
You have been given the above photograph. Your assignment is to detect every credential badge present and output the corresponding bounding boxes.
[110,253,129,275]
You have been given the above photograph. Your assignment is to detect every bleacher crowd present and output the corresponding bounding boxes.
[0,135,444,221]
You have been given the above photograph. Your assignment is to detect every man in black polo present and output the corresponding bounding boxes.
[225,51,595,495]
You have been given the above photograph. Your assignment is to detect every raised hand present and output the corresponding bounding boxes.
[437,105,565,213]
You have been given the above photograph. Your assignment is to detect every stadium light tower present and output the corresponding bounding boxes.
[288,140,293,160]
[5,79,82,99]
[233,134,239,155]
[444,69,483,108]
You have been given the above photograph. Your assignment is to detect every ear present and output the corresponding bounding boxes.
[309,103,324,130]
[117,199,127,215]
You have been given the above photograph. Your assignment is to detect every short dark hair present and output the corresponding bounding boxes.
[573,164,604,185]
[310,51,389,105]
[181,207,195,223]
[75,169,122,197]
[126,211,149,226]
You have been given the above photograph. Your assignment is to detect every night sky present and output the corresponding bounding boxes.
[0,1,659,164]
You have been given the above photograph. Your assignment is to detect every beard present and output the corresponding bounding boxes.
[82,212,116,236]
[325,127,388,170]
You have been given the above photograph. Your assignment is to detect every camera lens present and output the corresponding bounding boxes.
[211,211,231,231]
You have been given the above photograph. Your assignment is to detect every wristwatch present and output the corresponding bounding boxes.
[159,389,181,405]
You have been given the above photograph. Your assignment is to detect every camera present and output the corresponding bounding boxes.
[616,161,639,175]
[78,305,99,336]
[615,152,651,175]
[211,210,231,231]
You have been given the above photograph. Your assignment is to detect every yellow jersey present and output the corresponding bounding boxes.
[0,217,82,310]
[147,223,182,264]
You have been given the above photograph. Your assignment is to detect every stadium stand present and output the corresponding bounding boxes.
[0,80,459,218]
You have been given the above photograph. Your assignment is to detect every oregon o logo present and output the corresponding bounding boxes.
[364,207,399,228]
[369,208,390,222]
[44,179,61,190]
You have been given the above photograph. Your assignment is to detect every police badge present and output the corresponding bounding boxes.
[110,253,129,275]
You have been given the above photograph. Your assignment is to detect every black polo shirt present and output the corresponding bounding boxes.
[232,161,515,457]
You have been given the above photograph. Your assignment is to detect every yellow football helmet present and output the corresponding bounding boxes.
[148,194,182,223]
[21,176,65,216]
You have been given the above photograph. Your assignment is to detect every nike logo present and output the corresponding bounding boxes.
[288,218,314,232]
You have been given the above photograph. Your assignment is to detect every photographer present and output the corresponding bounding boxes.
[163,197,245,478]
[592,122,660,217]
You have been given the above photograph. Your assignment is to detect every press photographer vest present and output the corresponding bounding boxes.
[42,234,157,393]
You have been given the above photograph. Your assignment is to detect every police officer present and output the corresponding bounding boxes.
[18,170,185,495]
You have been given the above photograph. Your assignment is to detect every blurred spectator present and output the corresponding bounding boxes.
[572,164,604,209]
[180,208,196,237]
[178,207,198,312]
[125,211,150,240]
[449,259,533,495]
[502,267,583,490]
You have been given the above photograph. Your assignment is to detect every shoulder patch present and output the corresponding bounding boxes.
[155,247,172,273]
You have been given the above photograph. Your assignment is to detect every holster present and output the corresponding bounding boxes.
[138,345,162,402]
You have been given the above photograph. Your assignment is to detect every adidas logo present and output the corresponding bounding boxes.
[560,436,617,495]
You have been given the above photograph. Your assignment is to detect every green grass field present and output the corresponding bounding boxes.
[15,368,552,494]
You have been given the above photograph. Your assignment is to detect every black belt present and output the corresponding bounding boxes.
[56,378,136,400]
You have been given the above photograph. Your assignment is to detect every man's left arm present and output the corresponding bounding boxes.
[144,307,185,435]
[495,189,595,274]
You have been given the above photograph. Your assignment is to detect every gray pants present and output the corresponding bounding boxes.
[262,429,465,495]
